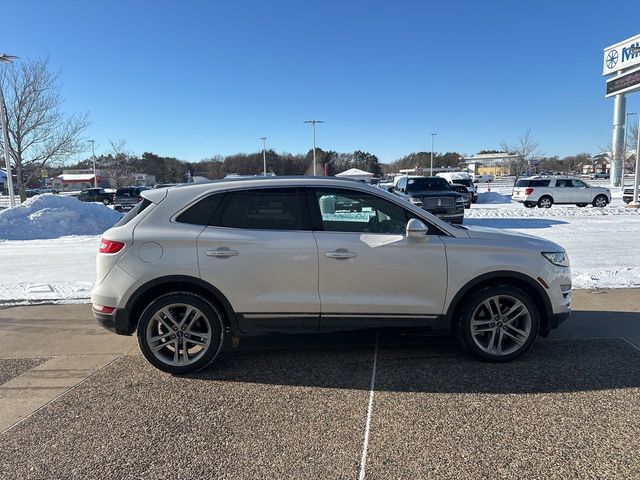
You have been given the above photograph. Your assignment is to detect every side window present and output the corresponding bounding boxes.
[176,193,225,225]
[215,188,304,230]
[556,180,570,188]
[314,188,412,235]
[573,180,586,188]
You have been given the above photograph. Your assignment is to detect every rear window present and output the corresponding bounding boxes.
[113,199,152,227]
[176,194,225,225]
[452,179,472,188]
[515,179,550,187]
[213,188,304,230]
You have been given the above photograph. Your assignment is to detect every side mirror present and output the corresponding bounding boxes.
[406,218,428,238]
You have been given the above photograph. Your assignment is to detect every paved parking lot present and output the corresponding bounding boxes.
[1,290,639,479]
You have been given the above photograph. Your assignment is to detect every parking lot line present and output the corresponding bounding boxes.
[358,332,379,480]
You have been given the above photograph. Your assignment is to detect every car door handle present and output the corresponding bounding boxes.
[206,249,239,258]
[325,250,357,259]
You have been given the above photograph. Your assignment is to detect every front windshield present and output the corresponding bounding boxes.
[407,177,451,191]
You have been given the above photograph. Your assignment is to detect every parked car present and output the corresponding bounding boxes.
[449,184,472,209]
[92,177,571,374]
[590,171,610,180]
[113,186,150,212]
[436,172,478,203]
[473,174,494,183]
[392,175,465,224]
[77,188,113,205]
[512,176,611,208]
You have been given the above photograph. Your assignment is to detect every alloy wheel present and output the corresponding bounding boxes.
[469,295,532,356]
[145,303,212,367]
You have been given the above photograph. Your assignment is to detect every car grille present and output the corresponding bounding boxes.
[421,197,454,208]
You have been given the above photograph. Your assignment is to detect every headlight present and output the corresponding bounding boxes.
[455,197,464,204]
[542,251,569,267]
[409,197,423,206]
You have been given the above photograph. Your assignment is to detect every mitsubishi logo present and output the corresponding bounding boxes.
[607,49,619,69]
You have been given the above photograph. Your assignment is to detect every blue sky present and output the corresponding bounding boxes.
[4,0,640,163]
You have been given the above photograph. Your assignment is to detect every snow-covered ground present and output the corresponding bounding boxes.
[0,188,639,305]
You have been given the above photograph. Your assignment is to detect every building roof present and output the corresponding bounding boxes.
[336,168,374,177]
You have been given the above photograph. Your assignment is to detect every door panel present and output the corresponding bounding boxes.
[310,188,448,329]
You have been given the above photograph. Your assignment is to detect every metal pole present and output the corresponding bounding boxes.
[632,122,640,207]
[304,120,324,176]
[430,133,437,176]
[0,84,15,206]
[610,76,626,188]
[260,137,267,176]
[89,140,97,187]
[312,124,317,176]
[623,113,637,178]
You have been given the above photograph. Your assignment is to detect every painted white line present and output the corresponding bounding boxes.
[358,332,379,480]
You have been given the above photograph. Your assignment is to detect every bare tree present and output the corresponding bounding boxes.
[104,139,139,187]
[0,58,89,201]
[501,129,540,182]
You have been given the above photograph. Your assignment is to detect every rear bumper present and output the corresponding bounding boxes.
[93,307,135,336]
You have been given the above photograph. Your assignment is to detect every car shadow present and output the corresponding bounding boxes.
[187,311,640,395]
[464,218,569,229]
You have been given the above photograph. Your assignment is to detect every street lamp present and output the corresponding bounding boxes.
[0,53,17,207]
[88,139,97,187]
[430,133,438,176]
[260,137,267,176]
[304,120,324,176]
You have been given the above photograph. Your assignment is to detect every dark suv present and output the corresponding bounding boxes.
[393,176,464,224]
[113,186,149,212]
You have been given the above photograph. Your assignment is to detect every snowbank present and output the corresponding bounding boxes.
[0,194,122,240]
[477,192,512,204]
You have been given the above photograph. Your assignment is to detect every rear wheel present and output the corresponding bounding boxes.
[537,196,553,208]
[137,292,224,374]
[593,195,608,208]
[457,285,539,362]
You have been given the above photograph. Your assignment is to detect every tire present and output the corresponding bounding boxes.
[593,195,608,208]
[457,285,539,362]
[537,196,553,208]
[523,201,536,208]
[137,292,224,374]
[102,198,110,205]
[576,203,587,208]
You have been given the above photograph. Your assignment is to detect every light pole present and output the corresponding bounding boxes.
[304,120,324,176]
[88,139,97,187]
[260,137,267,176]
[0,53,17,207]
[430,133,437,176]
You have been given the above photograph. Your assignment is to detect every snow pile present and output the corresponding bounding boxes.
[477,192,512,204]
[467,205,640,218]
[0,194,122,240]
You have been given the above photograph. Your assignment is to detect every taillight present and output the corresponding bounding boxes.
[525,188,534,195]
[93,304,115,314]
[99,238,125,254]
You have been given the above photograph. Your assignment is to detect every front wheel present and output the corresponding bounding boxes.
[137,292,224,374]
[102,198,110,205]
[457,286,539,362]
[593,195,608,208]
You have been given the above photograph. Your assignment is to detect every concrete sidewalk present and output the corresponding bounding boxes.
[0,289,638,434]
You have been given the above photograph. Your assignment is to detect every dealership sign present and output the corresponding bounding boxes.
[603,33,640,76]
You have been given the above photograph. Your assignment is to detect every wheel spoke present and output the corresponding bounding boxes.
[504,301,526,322]
[179,307,194,327]
[150,331,173,343]
[186,336,208,347]
[496,330,504,354]
[502,328,526,345]
[162,308,179,327]
[486,329,497,353]
[172,341,180,364]
[152,313,174,332]
[151,339,171,352]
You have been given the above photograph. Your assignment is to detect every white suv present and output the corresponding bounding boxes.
[92,177,572,374]
[512,176,611,208]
